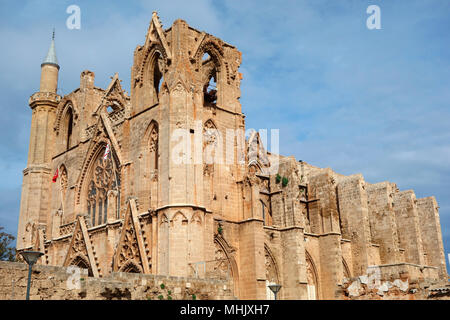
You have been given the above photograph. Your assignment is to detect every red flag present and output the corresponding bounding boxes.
[52,168,59,182]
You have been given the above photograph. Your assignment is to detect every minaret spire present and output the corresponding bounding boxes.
[42,28,59,69]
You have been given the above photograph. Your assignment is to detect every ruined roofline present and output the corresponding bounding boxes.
[161,18,236,49]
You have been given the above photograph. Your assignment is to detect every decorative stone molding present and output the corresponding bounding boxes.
[29,91,61,107]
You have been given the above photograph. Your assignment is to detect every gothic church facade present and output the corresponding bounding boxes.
[17,13,447,299]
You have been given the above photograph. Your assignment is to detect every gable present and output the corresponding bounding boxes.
[113,199,150,273]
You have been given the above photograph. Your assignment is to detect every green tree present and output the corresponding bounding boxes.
[0,227,15,261]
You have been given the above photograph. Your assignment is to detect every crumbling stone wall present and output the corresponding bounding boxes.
[338,263,448,300]
[0,261,234,300]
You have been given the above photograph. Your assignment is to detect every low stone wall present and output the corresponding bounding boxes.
[337,263,449,300]
[0,261,235,300]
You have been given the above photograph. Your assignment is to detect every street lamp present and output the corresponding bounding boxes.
[20,251,44,300]
[268,284,282,300]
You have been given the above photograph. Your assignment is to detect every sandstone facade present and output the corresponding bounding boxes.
[16,13,447,300]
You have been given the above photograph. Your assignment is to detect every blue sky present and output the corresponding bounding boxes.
[0,0,449,270]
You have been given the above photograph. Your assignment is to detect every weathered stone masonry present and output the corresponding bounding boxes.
[15,12,447,300]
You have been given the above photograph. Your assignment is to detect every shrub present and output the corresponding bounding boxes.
[282,177,289,187]
[275,174,281,183]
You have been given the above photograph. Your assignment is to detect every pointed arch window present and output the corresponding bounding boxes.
[87,148,120,226]
[202,53,218,106]
[152,52,163,102]
[64,107,74,150]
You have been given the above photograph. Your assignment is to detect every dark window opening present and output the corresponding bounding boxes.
[153,53,163,99]
[66,109,73,150]
[204,71,217,105]
[202,53,218,106]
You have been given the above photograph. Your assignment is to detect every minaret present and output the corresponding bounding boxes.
[17,31,61,249]
[39,30,59,94]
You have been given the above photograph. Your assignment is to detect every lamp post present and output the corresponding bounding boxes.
[268,284,282,300]
[20,251,44,300]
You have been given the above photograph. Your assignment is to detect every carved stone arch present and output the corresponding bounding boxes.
[55,99,78,134]
[248,160,262,173]
[68,254,93,277]
[213,235,239,298]
[160,213,169,225]
[171,211,188,226]
[138,44,168,92]
[63,216,99,277]
[119,260,143,273]
[76,139,119,205]
[78,140,120,228]
[193,38,224,73]
[190,211,203,225]
[247,161,263,186]
[139,120,159,209]
[113,199,149,273]
[305,250,320,300]
[168,77,190,94]
[203,119,219,143]
[196,42,225,107]
[55,101,77,151]
[143,120,159,159]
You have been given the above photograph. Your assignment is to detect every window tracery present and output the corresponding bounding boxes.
[87,150,120,226]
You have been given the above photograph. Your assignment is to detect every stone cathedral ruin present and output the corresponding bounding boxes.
[16,13,447,300]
